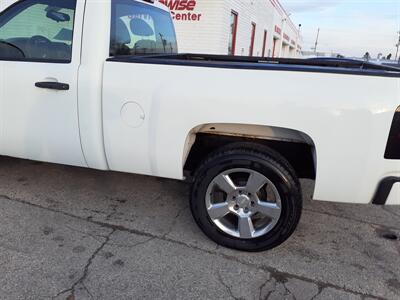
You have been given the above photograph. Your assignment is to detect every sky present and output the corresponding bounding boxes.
[280,0,400,58]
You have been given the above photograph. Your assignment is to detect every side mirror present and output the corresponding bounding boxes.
[46,10,70,23]
[130,18,154,37]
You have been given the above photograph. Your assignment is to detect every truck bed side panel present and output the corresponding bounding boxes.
[102,61,400,204]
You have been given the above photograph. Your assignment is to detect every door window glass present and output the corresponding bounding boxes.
[0,0,76,62]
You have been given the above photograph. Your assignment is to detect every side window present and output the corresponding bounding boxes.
[110,0,178,56]
[0,0,77,62]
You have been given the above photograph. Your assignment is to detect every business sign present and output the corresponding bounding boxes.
[159,0,202,21]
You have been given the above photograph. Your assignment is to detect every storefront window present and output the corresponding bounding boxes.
[249,22,256,56]
[262,30,268,57]
[228,10,238,55]
[272,38,278,58]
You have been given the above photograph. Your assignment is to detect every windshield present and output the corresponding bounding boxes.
[110,0,178,56]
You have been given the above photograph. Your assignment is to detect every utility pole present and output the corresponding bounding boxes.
[311,28,320,54]
[295,24,302,57]
[395,31,400,62]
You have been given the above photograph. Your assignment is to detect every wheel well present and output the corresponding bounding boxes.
[184,132,316,180]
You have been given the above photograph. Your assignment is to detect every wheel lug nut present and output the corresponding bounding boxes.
[251,201,255,207]
[234,205,239,210]
[244,207,249,213]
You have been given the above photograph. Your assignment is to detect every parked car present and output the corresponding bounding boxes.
[0,0,399,251]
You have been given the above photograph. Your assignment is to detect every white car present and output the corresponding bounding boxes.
[0,0,399,251]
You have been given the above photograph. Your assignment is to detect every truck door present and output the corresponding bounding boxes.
[0,0,86,166]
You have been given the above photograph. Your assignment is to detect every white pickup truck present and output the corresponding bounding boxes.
[0,0,399,251]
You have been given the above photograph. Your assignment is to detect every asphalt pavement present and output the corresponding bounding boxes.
[0,156,399,300]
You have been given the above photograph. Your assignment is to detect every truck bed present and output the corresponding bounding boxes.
[107,54,400,78]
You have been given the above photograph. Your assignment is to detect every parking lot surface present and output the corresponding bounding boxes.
[0,156,399,300]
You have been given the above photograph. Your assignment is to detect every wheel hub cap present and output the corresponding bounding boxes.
[236,194,250,208]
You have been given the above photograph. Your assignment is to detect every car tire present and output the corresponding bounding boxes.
[190,142,302,252]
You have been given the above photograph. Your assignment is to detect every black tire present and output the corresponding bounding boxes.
[190,142,302,252]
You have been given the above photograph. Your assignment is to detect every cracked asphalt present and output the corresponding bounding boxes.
[0,156,399,300]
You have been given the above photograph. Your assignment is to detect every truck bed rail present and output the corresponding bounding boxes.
[107,54,400,78]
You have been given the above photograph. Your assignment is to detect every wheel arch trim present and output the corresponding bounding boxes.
[182,123,317,177]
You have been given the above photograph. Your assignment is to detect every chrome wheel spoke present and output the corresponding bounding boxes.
[255,201,281,220]
[214,174,237,194]
[246,171,268,193]
[238,216,255,238]
[207,202,230,220]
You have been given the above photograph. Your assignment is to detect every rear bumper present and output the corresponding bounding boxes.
[372,177,400,205]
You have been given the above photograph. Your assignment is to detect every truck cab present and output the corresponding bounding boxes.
[0,0,399,251]
[0,0,176,170]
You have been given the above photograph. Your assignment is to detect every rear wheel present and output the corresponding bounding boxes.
[190,143,302,251]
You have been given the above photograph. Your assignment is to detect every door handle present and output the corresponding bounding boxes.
[35,81,69,91]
